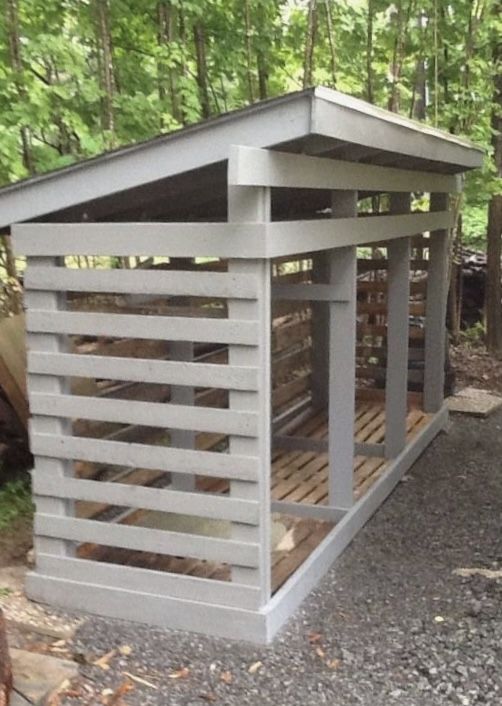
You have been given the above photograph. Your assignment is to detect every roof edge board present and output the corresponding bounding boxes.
[0,92,314,230]
[312,88,483,171]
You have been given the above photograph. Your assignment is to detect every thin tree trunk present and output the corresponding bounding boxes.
[485,5,502,354]
[366,0,374,103]
[95,0,116,141]
[157,1,182,125]
[409,12,427,120]
[193,22,211,119]
[387,0,413,113]
[255,1,268,100]
[5,0,35,175]
[448,218,463,343]
[324,0,336,88]
[302,0,317,89]
[244,0,255,102]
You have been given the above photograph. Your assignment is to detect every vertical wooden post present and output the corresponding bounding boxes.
[25,256,75,558]
[311,253,329,410]
[385,193,411,458]
[228,184,271,603]
[169,340,195,492]
[328,190,357,510]
[424,192,450,412]
[168,255,196,491]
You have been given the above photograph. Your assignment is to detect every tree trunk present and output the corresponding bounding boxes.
[448,217,463,343]
[157,1,182,125]
[95,0,116,141]
[193,22,211,119]
[387,0,413,113]
[256,2,269,100]
[324,0,336,88]
[5,0,35,175]
[485,7,502,354]
[302,0,317,89]
[366,0,374,103]
[0,609,12,706]
[243,0,255,102]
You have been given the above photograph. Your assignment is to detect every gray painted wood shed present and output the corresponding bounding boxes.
[3,87,483,643]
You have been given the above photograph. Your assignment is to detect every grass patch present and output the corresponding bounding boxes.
[0,478,34,530]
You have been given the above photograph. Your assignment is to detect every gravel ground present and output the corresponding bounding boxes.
[58,410,502,706]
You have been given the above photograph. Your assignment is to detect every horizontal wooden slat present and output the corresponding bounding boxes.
[14,213,451,261]
[35,514,259,567]
[34,475,259,525]
[27,310,258,345]
[13,222,266,258]
[26,266,258,299]
[357,259,428,272]
[31,433,258,481]
[29,352,258,391]
[30,393,258,437]
[265,212,454,257]
[229,145,461,194]
[35,554,260,609]
[272,283,350,302]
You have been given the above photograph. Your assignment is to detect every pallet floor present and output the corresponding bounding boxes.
[78,401,431,594]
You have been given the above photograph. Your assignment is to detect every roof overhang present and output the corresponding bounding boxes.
[0,87,484,230]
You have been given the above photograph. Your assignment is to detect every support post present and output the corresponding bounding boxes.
[385,193,411,458]
[311,253,329,409]
[228,184,271,603]
[424,192,450,412]
[328,190,357,510]
[25,257,75,558]
[169,341,195,492]
[168,256,196,491]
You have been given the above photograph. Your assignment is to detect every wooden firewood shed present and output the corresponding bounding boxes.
[2,88,483,643]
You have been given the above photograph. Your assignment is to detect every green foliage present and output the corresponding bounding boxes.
[0,0,498,252]
[0,478,34,530]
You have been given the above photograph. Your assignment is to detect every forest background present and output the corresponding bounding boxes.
[0,0,501,346]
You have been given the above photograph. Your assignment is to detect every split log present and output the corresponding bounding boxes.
[0,608,12,706]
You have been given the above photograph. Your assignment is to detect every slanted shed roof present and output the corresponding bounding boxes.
[0,87,483,230]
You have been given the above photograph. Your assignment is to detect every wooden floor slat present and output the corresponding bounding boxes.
[77,401,432,594]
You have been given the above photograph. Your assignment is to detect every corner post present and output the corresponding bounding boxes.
[385,193,411,458]
[328,190,357,509]
[25,256,75,558]
[424,192,450,412]
[227,184,272,604]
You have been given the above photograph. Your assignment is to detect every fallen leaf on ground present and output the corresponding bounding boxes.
[94,649,117,670]
[248,661,262,674]
[308,631,322,644]
[453,567,502,579]
[168,667,190,680]
[315,647,325,659]
[122,672,158,689]
[119,644,133,656]
[326,658,341,669]
[101,679,134,705]
[220,671,233,684]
